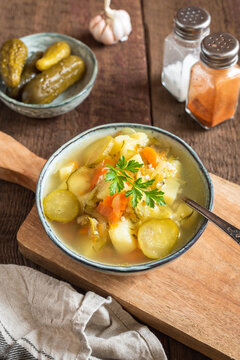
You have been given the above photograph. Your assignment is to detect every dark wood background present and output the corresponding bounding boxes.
[0,1,239,359]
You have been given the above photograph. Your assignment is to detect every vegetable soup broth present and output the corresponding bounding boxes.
[45,128,207,265]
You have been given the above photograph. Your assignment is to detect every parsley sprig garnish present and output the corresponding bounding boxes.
[105,155,165,208]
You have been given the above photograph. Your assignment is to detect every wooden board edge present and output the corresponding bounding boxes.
[18,242,232,360]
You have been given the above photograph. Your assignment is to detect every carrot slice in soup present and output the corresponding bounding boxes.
[97,192,128,223]
[78,225,89,235]
[141,147,160,168]
[90,167,109,189]
[90,159,116,189]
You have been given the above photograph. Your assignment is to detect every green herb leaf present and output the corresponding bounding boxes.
[116,155,143,173]
[105,155,165,209]
[134,178,155,189]
[125,189,133,197]
[116,155,127,170]
[109,180,122,195]
[131,188,143,208]
[125,160,144,173]
[145,189,166,208]
[119,170,132,180]
[105,169,117,182]
[126,188,143,208]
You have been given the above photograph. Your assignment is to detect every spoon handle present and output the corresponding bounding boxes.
[184,197,240,245]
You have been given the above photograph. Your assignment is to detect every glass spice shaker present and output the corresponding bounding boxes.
[161,6,211,102]
[186,32,240,129]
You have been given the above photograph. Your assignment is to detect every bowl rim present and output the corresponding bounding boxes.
[36,123,214,274]
[0,32,98,109]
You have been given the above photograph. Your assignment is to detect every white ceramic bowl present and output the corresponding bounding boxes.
[0,33,98,118]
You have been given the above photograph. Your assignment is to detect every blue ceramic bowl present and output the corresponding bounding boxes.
[0,33,97,118]
[36,123,213,274]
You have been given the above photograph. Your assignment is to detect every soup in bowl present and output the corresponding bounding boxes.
[36,124,213,274]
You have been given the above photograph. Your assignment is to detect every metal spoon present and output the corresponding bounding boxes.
[182,197,240,245]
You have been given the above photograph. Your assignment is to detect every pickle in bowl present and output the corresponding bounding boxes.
[22,55,86,104]
[36,41,71,71]
[0,38,28,88]
[7,51,42,100]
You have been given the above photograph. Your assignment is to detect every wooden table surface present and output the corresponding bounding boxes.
[0,1,239,359]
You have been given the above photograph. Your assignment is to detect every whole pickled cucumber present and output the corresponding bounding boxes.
[22,55,86,104]
[0,38,28,87]
[7,51,42,99]
[36,41,71,71]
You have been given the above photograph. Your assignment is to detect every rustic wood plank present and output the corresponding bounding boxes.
[17,174,240,360]
[142,0,240,185]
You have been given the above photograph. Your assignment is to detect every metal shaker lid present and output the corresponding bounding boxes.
[174,6,211,40]
[200,32,239,69]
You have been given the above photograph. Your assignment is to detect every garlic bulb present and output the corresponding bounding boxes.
[89,0,132,45]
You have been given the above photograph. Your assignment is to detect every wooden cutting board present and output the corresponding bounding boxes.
[1,131,240,360]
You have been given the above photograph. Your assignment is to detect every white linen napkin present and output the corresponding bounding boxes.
[0,265,167,360]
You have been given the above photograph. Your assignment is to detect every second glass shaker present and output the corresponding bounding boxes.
[161,6,211,102]
[186,32,240,129]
